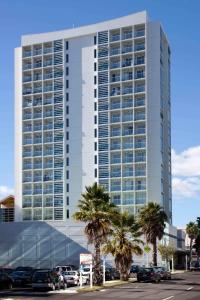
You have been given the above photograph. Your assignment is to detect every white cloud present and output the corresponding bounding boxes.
[172,146,200,177]
[172,145,200,199]
[0,186,14,199]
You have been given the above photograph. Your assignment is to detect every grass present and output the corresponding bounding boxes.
[77,279,135,293]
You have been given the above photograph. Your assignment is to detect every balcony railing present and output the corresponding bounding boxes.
[110,62,120,69]
[110,171,121,177]
[110,48,120,56]
[23,89,32,95]
[23,64,32,70]
[135,86,145,93]
[43,73,53,80]
[34,62,42,68]
[44,98,53,105]
[111,76,120,83]
[110,158,121,164]
[43,60,53,67]
[122,47,133,54]
[110,116,120,123]
[135,72,145,79]
[135,99,145,107]
[33,88,42,94]
[33,126,42,131]
[110,102,120,109]
[135,142,146,148]
[123,129,133,136]
[122,74,133,81]
[43,86,53,92]
[110,34,120,42]
[43,47,53,54]
[33,49,42,56]
[135,58,145,65]
[33,75,42,81]
[122,61,133,68]
[23,51,32,57]
[135,30,145,37]
[44,111,53,118]
[122,32,132,40]
[23,113,32,120]
[110,89,121,96]
[135,113,145,121]
[135,128,145,135]
[23,77,32,83]
[135,44,145,51]
[122,88,133,95]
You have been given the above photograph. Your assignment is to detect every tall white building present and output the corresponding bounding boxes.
[15,11,172,224]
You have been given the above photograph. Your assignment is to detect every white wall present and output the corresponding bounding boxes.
[15,48,23,221]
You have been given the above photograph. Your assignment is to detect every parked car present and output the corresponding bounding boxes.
[9,270,32,286]
[190,261,200,271]
[55,265,74,273]
[0,272,13,289]
[153,266,171,280]
[129,265,141,278]
[105,268,120,280]
[137,267,161,283]
[0,268,13,275]
[32,270,61,291]
[63,271,88,286]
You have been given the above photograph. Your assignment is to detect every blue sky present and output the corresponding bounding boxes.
[0,0,199,227]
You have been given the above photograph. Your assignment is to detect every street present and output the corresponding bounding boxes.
[0,272,200,300]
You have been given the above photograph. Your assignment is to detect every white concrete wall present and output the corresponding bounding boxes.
[15,48,23,221]
[68,35,95,216]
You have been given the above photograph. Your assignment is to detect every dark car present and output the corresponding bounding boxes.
[0,272,13,289]
[129,265,141,278]
[137,267,161,283]
[9,270,32,286]
[153,266,171,280]
[32,270,61,291]
[105,268,120,280]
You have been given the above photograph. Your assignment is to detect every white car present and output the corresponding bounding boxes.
[62,271,88,286]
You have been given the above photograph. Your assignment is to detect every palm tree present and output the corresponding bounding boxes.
[73,183,117,286]
[186,222,199,267]
[103,211,143,281]
[138,202,167,266]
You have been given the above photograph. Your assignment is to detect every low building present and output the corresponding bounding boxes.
[0,195,15,223]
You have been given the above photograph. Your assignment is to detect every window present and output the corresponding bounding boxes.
[66,93,69,101]
[66,183,69,192]
[66,54,69,63]
[94,89,97,98]
[66,196,69,205]
[94,36,97,45]
[94,76,97,84]
[66,131,69,140]
[66,41,69,50]
[94,142,97,151]
[66,170,69,179]
[66,209,69,219]
[94,102,97,111]
[66,80,69,88]
[94,62,97,71]
[94,115,97,124]
[66,157,69,166]
[66,119,69,127]
[66,67,69,76]
[94,155,97,164]
[94,129,97,138]
[94,49,97,58]
[95,168,97,178]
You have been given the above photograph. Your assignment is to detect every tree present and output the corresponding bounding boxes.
[186,222,199,266]
[103,211,143,281]
[193,218,200,260]
[73,183,117,286]
[138,202,168,266]
[158,244,176,269]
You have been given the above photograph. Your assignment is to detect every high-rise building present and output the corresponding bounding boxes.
[15,11,172,224]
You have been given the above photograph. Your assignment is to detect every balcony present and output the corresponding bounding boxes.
[23,88,32,95]
[33,87,42,94]
[123,128,133,136]
[44,189,53,194]
[34,151,42,156]
[135,57,145,65]
[122,98,133,108]
[33,112,42,119]
[135,29,145,37]
[34,164,42,169]
[110,115,120,123]
[33,74,42,81]
[122,46,133,54]
[33,189,42,195]
[122,32,132,40]
[43,60,53,67]
[23,152,32,157]
[44,111,53,118]
[33,100,42,106]
[23,190,32,195]
[135,113,145,121]
[110,62,120,69]
[110,101,120,110]
[23,51,32,57]
[135,85,145,93]
[135,128,145,135]
[34,138,42,144]
[43,85,53,93]
[33,62,42,69]
[110,76,120,83]
[23,126,32,132]
[110,34,120,42]
[44,124,53,130]
[123,142,133,149]
[110,88,120,97]
[135,169,146,176]
[110,171,121,178]
[23,76,32,83]
[122,87,133,95]
[23,164,32,170]
[135,155,146,162]
[135,142,146,148]
[43,175,53,181]
[23,139,32,145]
[135,44,145,52]
[135,98,145,107]
[110,129,121,137]
[135,72,145,79]
[44,98,53,105]
[44,150,53,156]
[44,137,53,143]
[23,113,32,120]
[110,185,121,192]
[122,60,133,68]
[43,73,53,80]
[44,163,53,169]
[44,47,53,54]
[122,74,133,81]
[122,113,133,122]
[33,49,42,56]
[23,64,32,70]
[110,48,120,56]
[110,143,121,150]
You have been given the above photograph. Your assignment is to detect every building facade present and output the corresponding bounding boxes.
[15,11,172,223]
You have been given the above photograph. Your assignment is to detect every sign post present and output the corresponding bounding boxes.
[80,253,93,288]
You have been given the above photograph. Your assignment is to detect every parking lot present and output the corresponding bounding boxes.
[0,272,200,300]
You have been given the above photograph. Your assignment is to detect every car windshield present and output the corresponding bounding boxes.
[11,271,26,276]
[64,271,76,276]
[33,272,49,279]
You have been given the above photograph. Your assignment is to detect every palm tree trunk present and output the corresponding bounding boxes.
[153,238,157,266]
[189,238,193,268]
[93,240,102,286]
